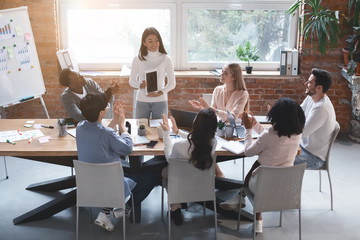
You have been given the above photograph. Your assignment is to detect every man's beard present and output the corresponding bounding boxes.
[306,88,315,96]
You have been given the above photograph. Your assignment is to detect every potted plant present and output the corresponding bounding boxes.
[217,120,226,137]
[138,124,146,136]
[286,0,340,55]
[346,27,360,75]
[344,0,360,75]
[236,41,259,74]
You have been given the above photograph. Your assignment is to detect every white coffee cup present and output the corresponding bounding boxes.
[157,125,164,139]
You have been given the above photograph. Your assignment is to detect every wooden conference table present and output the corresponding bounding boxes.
[0,119,250,224]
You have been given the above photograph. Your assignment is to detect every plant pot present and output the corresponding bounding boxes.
[138,128,146,136]
[245,66,253,74]
[217,128,225,137]
[356,62,360,76]
[342,48,350,67]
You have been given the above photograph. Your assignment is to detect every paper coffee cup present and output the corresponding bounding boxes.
[157,125,163,139]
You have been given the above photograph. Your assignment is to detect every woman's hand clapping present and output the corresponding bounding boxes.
[240,112,257,129]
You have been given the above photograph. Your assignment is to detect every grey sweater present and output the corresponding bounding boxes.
[61,78,103,122]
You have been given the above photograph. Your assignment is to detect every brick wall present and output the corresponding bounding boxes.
[1,0,352,132]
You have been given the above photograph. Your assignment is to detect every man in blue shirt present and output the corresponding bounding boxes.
[76,92,161,231]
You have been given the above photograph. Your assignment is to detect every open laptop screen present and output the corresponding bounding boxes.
[170,109,197,128]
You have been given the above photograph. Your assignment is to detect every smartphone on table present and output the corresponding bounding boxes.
[146,140,158,148]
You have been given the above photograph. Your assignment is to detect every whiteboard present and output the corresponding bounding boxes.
[0,6,46,107]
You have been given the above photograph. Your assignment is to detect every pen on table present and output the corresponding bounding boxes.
[170,134,180,138]
[17,129,22,135]
[41,124,54,129]
[6,139,16,145]
[28,137,33,144]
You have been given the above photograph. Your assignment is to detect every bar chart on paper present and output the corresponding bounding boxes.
[0,21,15,40]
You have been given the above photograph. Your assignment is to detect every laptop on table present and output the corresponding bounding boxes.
[227,110,259,139]
[170,109,197,129]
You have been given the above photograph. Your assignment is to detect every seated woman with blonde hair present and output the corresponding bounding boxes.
[189,63,249,177]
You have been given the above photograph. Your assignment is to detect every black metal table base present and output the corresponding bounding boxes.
[13,155,252,224]
[13,189,76,225]
[26,176,76,192]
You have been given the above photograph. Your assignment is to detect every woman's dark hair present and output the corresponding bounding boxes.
[138,27,167,61]
[187,108,218,170]
[79,93,108,122]
[267,97,305,138]
[59,68,72,87]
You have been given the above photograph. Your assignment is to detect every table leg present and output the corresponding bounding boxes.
[13,189,76,225]
[215,176,243,190]
[129,155,144,171]
[203,200,253,222]
[26,176,76,192]
[215,176,253,221]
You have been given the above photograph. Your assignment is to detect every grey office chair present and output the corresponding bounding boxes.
[309,121,340,210]
[162,158,217,240]
[73,160,135,240]
[238,163,306,240]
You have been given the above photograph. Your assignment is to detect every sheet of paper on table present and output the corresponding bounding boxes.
[0,129,44,142]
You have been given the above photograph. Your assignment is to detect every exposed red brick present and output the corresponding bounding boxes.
[1,0,352,132]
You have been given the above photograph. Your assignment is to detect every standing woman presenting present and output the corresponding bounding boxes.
[130,27,176,119]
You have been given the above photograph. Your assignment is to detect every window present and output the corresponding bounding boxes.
[59,0,297,71]
[181,2,297,70]
[59,1,175,70]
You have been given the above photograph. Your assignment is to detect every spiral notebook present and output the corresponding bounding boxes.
[222,140,245,155]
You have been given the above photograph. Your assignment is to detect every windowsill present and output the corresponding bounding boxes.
[80,68,299,79]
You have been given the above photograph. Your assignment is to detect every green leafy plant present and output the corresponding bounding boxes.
[236,41,259,66]
[345,0,360,27]
[346,27,360,75]
[217,120,226,130]
[286,0,340,55]
[344,0,360,75]
[139,124,145,130]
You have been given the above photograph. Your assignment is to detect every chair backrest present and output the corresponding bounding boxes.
[324,121,340,163]
[253,163,306,213]
[167,158,215,204]
[202,93,213,106]
[133,90,138,118]
[73,160,125,209]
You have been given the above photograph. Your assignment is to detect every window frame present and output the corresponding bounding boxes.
[58,0,298,71]
[58,0,176,70]
[180,2,298,70]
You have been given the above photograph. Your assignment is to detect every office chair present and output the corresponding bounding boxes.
[162,158,217,240]
[309,121,340,210]
[73,160,135,240]
[238,163,306,240]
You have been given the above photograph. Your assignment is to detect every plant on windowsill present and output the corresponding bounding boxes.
[138,124,146,136]
[285,0,340,55]
[236,41,259,74]
[217,120,226,137]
